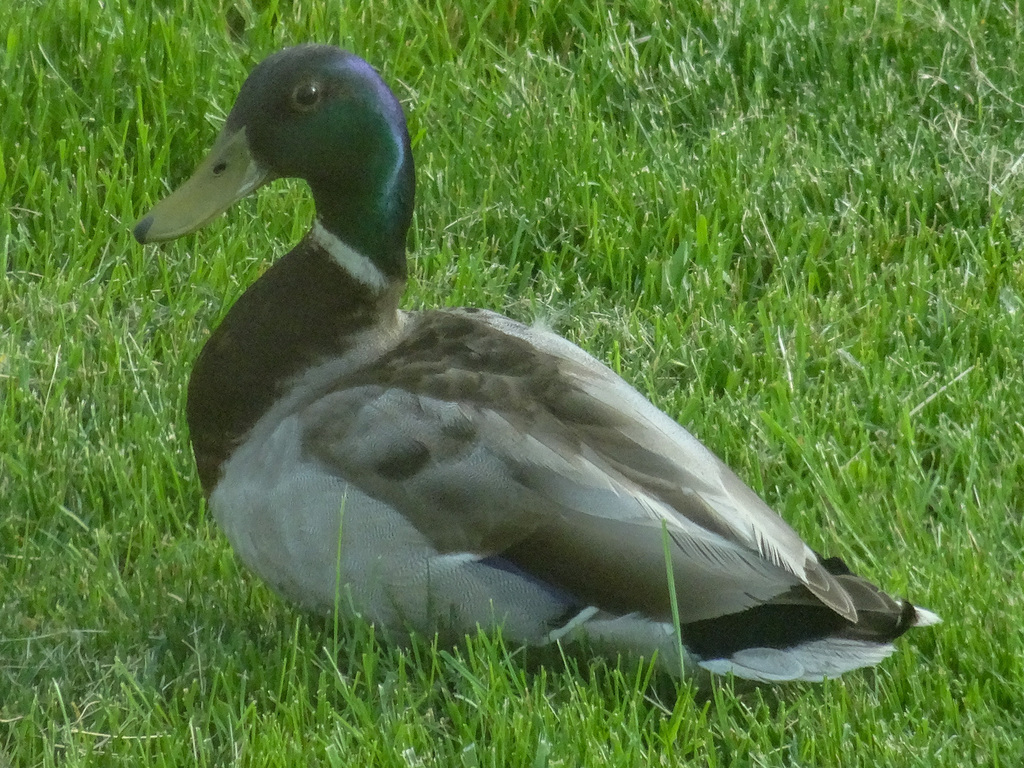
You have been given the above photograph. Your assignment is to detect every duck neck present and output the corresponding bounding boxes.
[308,119,415,283]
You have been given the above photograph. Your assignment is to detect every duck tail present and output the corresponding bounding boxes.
[690,568,939,682]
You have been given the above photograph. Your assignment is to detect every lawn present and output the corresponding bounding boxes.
[2,0,1022,764]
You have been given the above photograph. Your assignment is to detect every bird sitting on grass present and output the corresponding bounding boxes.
[134,44,938,683]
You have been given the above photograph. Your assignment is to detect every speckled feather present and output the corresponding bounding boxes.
[299,307,854,624]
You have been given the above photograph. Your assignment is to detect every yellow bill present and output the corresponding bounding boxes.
[133,126,271,243]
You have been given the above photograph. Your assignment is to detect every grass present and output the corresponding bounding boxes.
[2,0,1023,764]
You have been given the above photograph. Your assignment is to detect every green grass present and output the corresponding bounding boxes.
[2,0,1023,764]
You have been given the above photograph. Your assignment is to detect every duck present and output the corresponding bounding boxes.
[133,44,938,683]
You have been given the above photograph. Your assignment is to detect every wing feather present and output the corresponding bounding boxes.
[300,308,856,624]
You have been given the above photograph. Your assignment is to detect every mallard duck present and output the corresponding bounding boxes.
[134,44,937,683]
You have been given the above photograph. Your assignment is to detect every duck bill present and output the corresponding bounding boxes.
[133,126,272,243]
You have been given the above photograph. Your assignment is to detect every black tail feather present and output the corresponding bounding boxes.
[681,568,918,661]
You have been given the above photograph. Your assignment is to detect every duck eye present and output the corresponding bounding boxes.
[291,81,323,112]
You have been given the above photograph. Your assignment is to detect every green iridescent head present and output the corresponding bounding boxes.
[134,45,415,278]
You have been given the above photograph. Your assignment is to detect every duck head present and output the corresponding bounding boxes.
[134,45,415,280]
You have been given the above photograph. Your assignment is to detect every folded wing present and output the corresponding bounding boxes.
[300,308,858,627]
